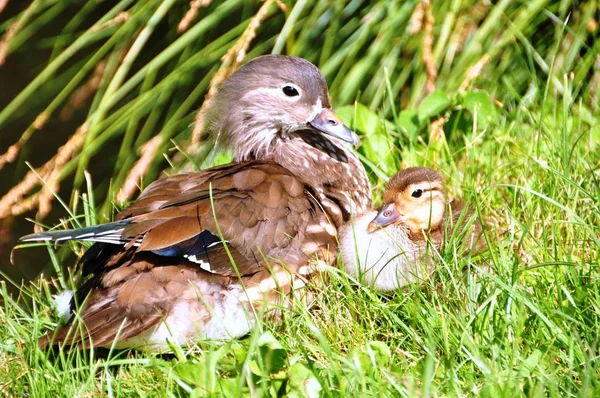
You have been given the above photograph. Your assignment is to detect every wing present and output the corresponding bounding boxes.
[22,161,325,277]
[28,161,340,348]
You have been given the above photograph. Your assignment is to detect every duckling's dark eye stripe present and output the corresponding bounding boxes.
[411,186,438,198]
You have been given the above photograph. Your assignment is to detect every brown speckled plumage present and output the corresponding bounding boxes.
[22,55,371,349]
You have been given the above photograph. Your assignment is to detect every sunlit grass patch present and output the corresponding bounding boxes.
[1,0,600,396]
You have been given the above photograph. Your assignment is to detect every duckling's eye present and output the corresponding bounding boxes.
[282,86,299,97]
[411,189,423,198]
[383,210,392,217]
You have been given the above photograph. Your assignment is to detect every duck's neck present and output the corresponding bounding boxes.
[227,123,372,227]
[264,134,372,227]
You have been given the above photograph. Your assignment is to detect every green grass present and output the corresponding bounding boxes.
[1,0,600,396]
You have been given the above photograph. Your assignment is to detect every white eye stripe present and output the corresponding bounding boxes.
[307,97,323,120]
[245,86,303,101]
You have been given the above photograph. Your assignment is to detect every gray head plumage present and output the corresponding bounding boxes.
[203,55,356,160]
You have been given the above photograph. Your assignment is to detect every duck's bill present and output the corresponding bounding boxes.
[308,108,360,147]
[368,203,401,233]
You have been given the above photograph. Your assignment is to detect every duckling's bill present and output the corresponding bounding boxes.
[367,203,401,232]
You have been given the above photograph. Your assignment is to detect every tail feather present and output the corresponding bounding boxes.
[19,220,132,245]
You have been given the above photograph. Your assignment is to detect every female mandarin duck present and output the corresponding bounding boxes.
[340,167,482,292]
[20,55,371,349]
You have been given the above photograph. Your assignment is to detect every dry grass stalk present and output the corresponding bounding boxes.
[410,1,424,35]
[0,108,55,172]
[60,61,107,121]
[0,11,22,66]
[0,0,9,15]
[35,124,89,221]
[0,124,89,220]
[34,187,58,233]
[0,138,25,169]
[459,54,491,92]
[3,53,119,215]
[190,0,280,148]
[32,112,50,130]
[0,124,36,170]
[0,171,41,219]
[429,116,446,142]
[0,218,12,261]
[421,0,437,94]
[428,116,446,164]
[0,49,107,170]
[273,0,286,12]
[178,0,212,33]
[0,108,53,172]
[117,135,164,203]
[92,11,130,33]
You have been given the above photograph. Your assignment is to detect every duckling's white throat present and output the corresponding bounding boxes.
[340,211,437,292]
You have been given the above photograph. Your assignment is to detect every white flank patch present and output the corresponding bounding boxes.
[184,254,213,273]
[53,290,73,321]
[199,284,256,340]
[119,283,255,350]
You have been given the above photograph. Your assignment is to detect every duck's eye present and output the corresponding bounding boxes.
[411,189,423,198]
[282,86,299,97]
[383,210,392,217]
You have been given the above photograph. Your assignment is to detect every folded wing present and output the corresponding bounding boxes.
[26,161,337,347]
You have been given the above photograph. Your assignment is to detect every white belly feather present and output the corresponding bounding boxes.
[119,282,258,350]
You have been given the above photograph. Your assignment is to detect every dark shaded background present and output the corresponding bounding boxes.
[0,1,189,289]
[0,1,289,292]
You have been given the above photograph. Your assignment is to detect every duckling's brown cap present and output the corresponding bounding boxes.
[383,167,443,203]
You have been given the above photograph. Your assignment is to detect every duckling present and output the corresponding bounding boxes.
[340,167,482,292]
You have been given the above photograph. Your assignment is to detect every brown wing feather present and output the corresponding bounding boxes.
[115,162,321,276]
[40,161,340,348]
[137,217,204,251]
[41,256,191,348]
[39,277,166,349]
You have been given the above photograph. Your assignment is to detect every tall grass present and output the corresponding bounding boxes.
[1,0,599,396]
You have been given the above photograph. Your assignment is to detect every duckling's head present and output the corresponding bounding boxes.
[368,167,446,235]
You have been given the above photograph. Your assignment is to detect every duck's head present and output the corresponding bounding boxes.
[204,55,358,160]
[368,167,446,235]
